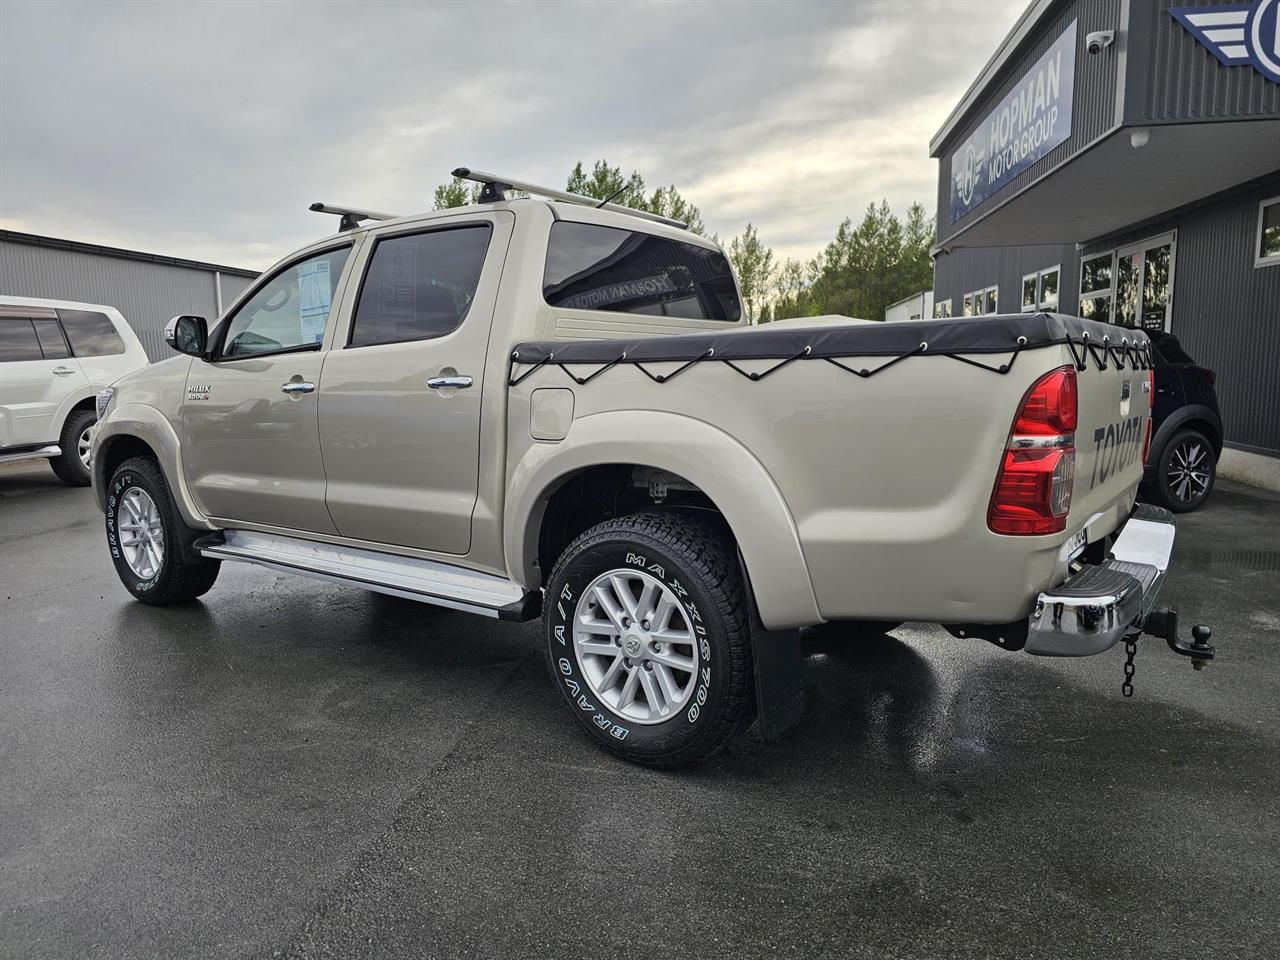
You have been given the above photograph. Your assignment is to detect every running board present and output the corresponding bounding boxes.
[0,444,60,466]
[193,530,540,622]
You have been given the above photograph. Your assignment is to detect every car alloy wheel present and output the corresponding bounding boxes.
[1167,437,1211,504]
[77,424,93,469]
[572,568,701,724]
[117,487,165,579]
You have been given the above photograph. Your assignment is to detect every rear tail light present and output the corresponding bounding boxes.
[988,365,1077,535]
[1203,368,1216,387]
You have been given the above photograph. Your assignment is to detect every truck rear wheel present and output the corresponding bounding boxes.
[106,457,221,604]
[544,512,755,768]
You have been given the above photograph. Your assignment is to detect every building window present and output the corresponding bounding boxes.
[1077,235,1175,330]
[1021,266,1060,312]
[1079,253,1114,321]
[964,285,998,316]
[1258,197,1280,267]
[934,298,952,318]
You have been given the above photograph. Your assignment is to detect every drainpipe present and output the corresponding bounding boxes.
[214,270,224,318]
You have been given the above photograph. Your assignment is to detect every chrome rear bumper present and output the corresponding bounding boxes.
[1025,504,1176,657]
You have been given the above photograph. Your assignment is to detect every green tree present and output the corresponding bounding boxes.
[806,200,935,321]
[728,222,775,324]
[566,160,705,234]
[432,176,481,209]
[772,257,814,320]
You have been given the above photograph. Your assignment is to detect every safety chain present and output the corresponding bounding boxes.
[1122,638,1138,698]
[509,333,1153,388]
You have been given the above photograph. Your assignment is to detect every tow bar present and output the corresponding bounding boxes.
[1121,606,1216,697]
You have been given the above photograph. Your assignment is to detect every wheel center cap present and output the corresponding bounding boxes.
[623,635,643,657]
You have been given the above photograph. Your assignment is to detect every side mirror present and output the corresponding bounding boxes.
[165,315,208,357]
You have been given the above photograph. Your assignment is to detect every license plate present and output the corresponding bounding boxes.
[1061,528,1087,562]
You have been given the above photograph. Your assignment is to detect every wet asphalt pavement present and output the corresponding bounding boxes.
[1,460,1277,960]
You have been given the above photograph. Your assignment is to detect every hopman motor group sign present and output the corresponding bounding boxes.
[949,21,1077,224]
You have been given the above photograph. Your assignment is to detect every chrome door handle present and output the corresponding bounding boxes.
[280,381,316,395]
[52,367,76,377]
[426,376,473,390]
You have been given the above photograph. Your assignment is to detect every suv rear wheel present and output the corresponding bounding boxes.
[544,512,755,768]
[106,457,221,604]
[49,408,96,487]
[1153,428,1216,512]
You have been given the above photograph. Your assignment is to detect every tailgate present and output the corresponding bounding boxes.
[1070,355,1150,536]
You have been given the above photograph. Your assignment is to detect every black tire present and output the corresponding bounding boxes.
[1152,428,1216,513]
[544,512,755,768]
[105,457,221,604]
[49,408,96,486]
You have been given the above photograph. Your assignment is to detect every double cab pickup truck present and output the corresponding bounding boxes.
[91,169,1213,767]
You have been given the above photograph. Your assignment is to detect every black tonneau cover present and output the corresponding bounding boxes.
[513,313,1147,364]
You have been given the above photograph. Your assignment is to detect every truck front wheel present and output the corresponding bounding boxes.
[543,512,755,768]
[106,457,221,604]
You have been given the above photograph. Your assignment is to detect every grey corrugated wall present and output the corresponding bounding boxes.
[0,238,255,361]
[1127,0,1280,124]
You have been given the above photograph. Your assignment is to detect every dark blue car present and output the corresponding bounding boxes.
[1142,330,1222,512]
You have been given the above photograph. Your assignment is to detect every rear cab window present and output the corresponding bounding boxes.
[543,221,741,322]
[349,224,492,347]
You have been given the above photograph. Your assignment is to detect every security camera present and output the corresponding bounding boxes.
[1086,30,1115,54]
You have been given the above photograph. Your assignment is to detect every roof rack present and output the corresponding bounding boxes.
[309,202,402,233]
[451,167,687,229]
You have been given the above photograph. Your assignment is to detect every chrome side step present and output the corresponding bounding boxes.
[0,444,61,466]
[194,530,540,622]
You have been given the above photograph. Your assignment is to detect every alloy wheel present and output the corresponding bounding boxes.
[572,568,700,724]
[78,425,93,469]
[1167,439,1211,503]
[118,487,165,578]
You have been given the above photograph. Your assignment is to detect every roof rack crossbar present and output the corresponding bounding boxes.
[309,202,402,233]
[451,167,687,230]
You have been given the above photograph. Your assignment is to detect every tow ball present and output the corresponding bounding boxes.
[1142,606,1216,669]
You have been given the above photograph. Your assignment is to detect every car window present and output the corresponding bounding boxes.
[56,309,126,357]
[349,225,492,347]
[543,221,742,322]
[220,246,351,358]
[32,318,71,359]
[0,318,44,362]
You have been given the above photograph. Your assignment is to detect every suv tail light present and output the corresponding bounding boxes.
[1203,368,1216,387]
[988,365,1077,535]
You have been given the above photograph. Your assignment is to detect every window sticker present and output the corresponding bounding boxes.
[298,259,333,344]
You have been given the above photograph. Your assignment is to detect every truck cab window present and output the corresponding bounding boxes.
[349,225,492,347]
[220,247,351,358]
[543,221,742,322]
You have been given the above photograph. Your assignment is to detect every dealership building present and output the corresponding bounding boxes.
[929,0,1280,487]
[0,230,257,361]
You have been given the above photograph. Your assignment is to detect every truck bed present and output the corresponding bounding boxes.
[506,313,1153,626]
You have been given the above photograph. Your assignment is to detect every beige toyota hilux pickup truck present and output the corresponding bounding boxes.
[91,169,1214,767]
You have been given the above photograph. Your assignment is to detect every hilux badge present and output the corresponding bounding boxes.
[187,384,211,401]
[1171,1,1280,84]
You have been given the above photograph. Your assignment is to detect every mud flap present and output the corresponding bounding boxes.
[740,557,805,741]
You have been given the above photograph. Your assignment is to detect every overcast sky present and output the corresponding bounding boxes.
[0,0,1024,270]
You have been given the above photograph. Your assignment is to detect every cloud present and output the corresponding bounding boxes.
[0,0,1024,269]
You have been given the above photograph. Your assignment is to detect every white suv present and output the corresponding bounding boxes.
[0,296,148,485]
